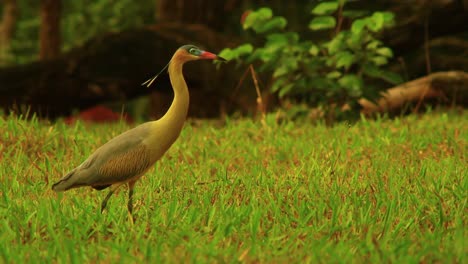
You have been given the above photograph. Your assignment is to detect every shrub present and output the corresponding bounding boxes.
[219,1,402,119]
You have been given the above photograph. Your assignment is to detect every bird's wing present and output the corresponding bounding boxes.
[86,123,153,185]
[93,142,151,184]
[54,123,155,190]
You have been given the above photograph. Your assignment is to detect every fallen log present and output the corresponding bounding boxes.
[359,71,468,115]
[0,23,238,118]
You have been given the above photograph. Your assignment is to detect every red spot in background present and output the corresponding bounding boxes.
[240,10,252,25]
[65,105,133,125]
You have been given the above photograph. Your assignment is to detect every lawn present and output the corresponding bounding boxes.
[0,110,466,263]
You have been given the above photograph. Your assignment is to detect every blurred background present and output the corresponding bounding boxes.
[0,0,467,122]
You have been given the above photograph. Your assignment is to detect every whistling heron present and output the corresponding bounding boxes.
[52,45,226,215]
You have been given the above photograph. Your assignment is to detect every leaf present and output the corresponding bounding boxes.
[271,78,286,92]
[376,47,393,58]
[311,2,339,15]
[362,63,403,85]
[266,32,298,48]
[327,32,344,54]
[338,74,363,97]
[243,7,273,30]
[242,13,256,30]
[381,12,395,26]
[377,69,403,84]
[273,64,289,78]
[235,44,254,55]
[309,44,320,56]
[256,17,287,33]
[371,56,388,66]
[309,16,336,31]
[273,58,298,77]
[368,12,384,32]
[366,40,382,50]
[266,33,288,45]
[346,32,362,50]
[256,7,273,19]
[335,51,355,69]
[286,32,300,43]
[217,44,253,61]
[279,83,295,97]
[351,18,367,34]
[248,48,269,63]
[326,71,342,79]
[362,63,381,78]
[217,48,235,61]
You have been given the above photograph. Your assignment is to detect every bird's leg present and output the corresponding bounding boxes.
[100,184,121,213]
[127,181,136,224]
[127,181,136,215]
[101,190,114,213]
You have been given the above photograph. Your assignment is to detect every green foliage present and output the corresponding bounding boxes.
[309,16,336,30]
[220,1,402,118]
[311,2,339,15]
[242,7,288,33]
[0,111,467,262]
[7,0,154,64]
[8,2,40,64]
[61,0,154,51]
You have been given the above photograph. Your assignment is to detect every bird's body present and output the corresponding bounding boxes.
[52,122,153,191]
[52,45,225,214]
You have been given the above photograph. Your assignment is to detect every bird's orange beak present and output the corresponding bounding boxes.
[200,51,226,61]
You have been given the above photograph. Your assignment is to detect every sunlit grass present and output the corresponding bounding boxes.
[0,110,466,263]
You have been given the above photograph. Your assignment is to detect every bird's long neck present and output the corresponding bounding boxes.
[158,54,189,134]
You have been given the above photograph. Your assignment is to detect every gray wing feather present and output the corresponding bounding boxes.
[53,123,153,190]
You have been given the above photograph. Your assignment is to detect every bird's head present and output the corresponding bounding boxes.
[142,44,226,87]
[177,45,226,62]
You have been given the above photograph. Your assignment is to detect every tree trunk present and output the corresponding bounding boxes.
[0,0,18,65]
[39,0,61,60]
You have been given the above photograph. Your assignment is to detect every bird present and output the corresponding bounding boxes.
[52,44,226,216]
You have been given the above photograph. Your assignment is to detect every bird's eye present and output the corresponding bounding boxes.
[189,48,197,54]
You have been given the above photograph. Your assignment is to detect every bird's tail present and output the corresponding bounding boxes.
[52,169,77,192]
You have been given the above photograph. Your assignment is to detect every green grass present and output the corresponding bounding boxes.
[0,111,466,263]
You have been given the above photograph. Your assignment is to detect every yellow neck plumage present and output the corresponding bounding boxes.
[157,50,190,138]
